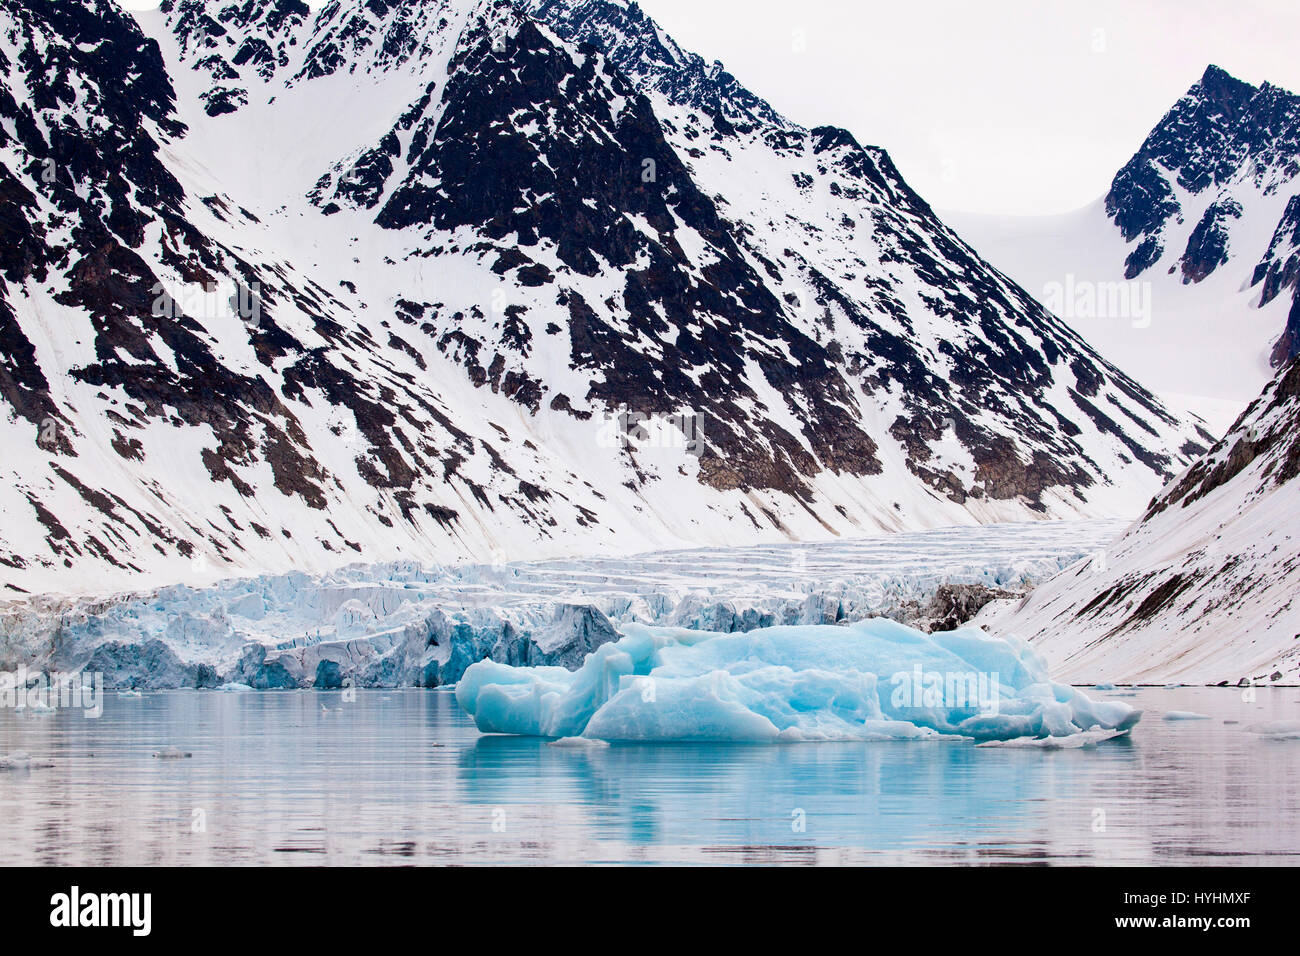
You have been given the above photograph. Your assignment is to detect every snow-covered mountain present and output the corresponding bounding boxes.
[0,0,1206,598]
[979,356,1300,686]
[951,65,1300,436]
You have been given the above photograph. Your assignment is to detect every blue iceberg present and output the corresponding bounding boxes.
[455,619,1142,743]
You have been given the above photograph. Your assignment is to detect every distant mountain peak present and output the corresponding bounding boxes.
[524,0,790,135]
[1102,63,1300,366]
[1197,62,1255,100]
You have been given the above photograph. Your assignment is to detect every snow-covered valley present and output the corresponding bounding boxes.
[951,65,1300,437]
[949,199,1290,437]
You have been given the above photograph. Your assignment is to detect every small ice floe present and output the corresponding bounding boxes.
[1093,682,1117,691]
[118,690,143,699]
[0,751,54,770]
[1163,711,1212,721]
[152,747,192,759]
[16,700,56,715]
[1164,683,1186,689]
[547,736,610,750]
[217,682,253,693]
[976,729,1129,749]
[1245,721,1300,740]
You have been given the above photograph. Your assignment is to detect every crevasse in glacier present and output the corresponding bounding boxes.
[455,620,1142,743]
[6,523,1119,690]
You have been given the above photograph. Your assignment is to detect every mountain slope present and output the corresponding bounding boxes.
[980,356,1300,685]
[0,0,1205,597]
[951,65,1300,436]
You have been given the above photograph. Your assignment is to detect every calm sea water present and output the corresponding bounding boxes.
[1,687,1297,865]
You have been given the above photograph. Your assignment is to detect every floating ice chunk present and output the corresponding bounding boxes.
[547,736,610,749]
[152,747,192,759]
[118,690,143,699]
[456,620,1141,743]
[1093,682,1117,690]
[1245,720,1300,739]
[217,682,253,693]
[0,752,30,770]
[1163,711,1212,720]
[1,751,54,769]
[976,729,1128,749]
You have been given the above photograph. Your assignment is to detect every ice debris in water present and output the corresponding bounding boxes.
[1246,721,1300,739]
[456,619,1142,743]
[976,728,1128,749]
[152,747,192,759]
[547,737,611,749]
[1163,711,1212,721]
[0,751,54,770]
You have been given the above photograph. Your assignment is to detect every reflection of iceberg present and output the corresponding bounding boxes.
[454,730,1143,860]
[456,620,1141,743]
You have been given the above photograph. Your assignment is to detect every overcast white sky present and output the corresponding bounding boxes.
[116,0,1300,215]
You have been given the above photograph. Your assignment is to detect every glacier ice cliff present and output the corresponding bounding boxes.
[0,522,1119,690]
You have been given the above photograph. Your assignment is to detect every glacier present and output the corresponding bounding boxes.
[455,619,1142,743]
[0,521,1120,691]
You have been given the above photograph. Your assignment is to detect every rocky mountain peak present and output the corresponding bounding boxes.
[0,0,1208,596]
[1103,64,1300,365]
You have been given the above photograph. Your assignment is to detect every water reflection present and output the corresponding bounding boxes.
[458,731,1140,861]
[0,688,1296,865]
